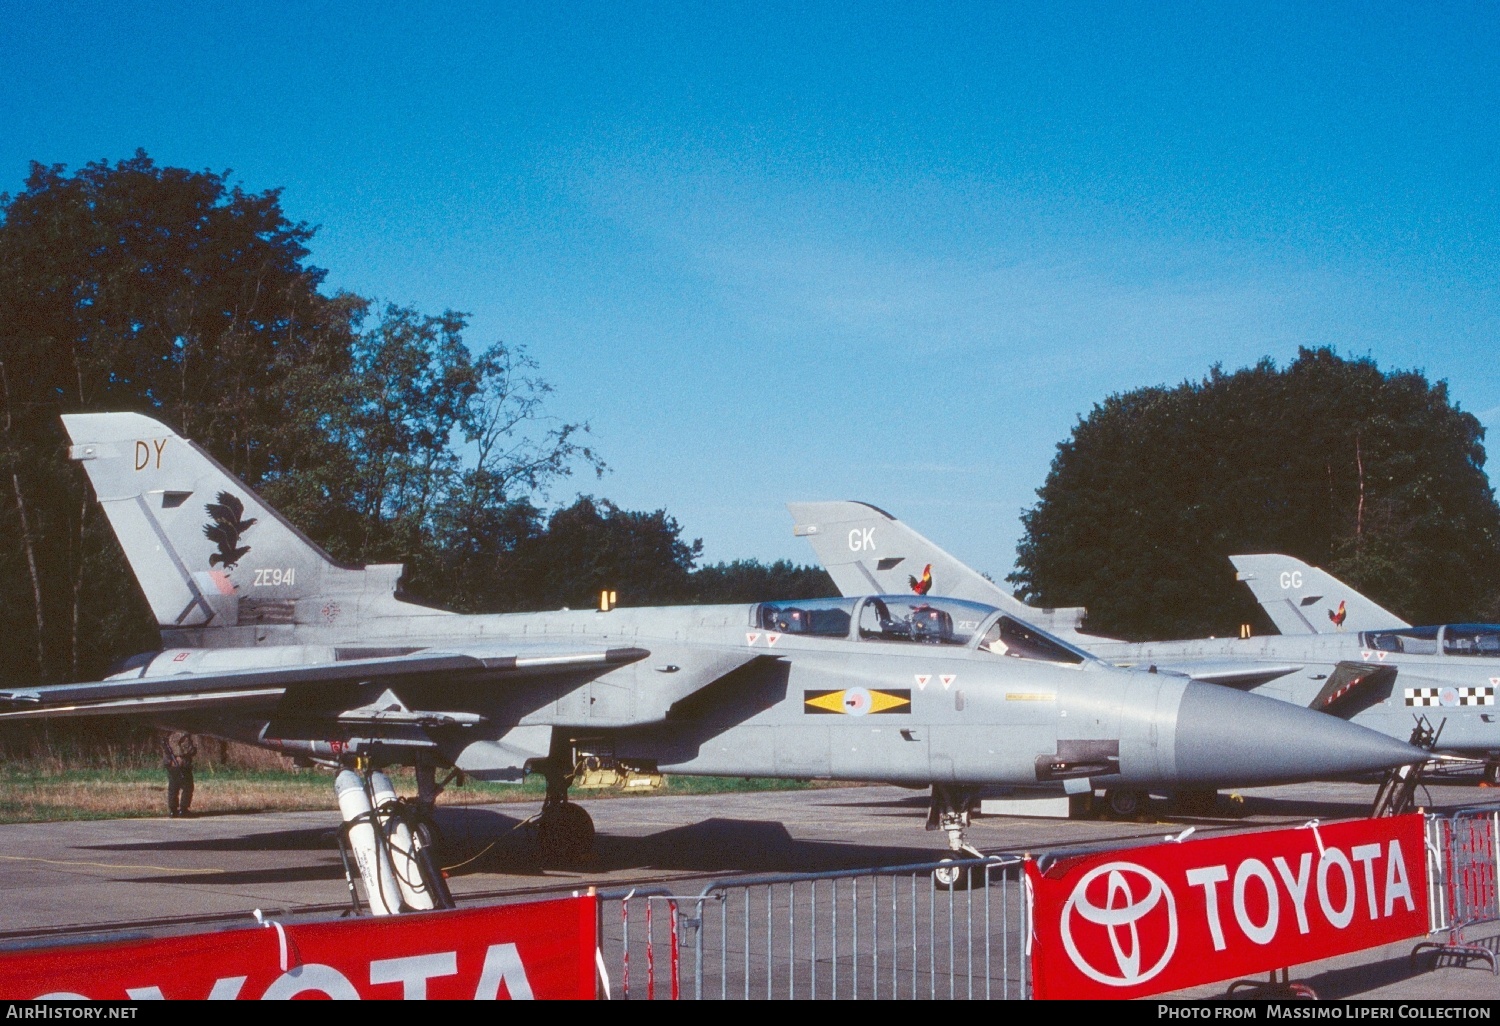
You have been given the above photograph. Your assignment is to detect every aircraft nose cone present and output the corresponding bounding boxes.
[1173,680,1423,786]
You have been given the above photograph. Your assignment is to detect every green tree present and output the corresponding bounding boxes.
[311,303,602,567]
[504,497,703,610]
[1010,348,1500,640]
[0,152,358,684]
[0,155,603,684]
[690,559,835,604]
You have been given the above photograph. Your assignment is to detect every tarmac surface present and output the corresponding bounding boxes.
[0,775,1497,1000]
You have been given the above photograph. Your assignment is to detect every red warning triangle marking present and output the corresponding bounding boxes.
[915,675,930,690]
[766,633,782,646]
[940,675,956,689]
[746,632,761,646]
[1360,650,1371,660]
[1491,678,1498,687]
[1376,651,1387,662]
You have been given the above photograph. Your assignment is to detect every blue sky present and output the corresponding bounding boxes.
[4,3,1499,580]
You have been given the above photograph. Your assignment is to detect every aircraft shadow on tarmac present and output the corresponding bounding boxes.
[1225,795,1375,820]
[445,810,940,878]
[82,826,342,854]
[99,805,943,886]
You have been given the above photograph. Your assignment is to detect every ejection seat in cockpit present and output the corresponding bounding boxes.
[908,605,954,643]
[773,607,811,633]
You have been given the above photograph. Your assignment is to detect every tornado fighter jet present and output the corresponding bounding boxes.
[790,501,1500,772]
[0,417,1423,876]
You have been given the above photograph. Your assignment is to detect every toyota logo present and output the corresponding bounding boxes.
[1060,861,1178,987]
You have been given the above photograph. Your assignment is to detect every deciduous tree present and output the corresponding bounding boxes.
[1010,348,1500,640]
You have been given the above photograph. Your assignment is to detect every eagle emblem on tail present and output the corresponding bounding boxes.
[204,491,256,569]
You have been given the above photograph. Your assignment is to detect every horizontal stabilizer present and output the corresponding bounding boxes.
[1308,661,1399,718]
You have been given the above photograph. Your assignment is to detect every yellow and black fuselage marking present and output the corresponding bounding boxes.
[803,687,912,716]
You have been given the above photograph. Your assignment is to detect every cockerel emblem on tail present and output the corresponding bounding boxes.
[1328,600,1347,628]
[908,563,933,596]
[203,491,256,569]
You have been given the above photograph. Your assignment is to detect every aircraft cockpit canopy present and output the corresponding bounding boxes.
[1360,624,1500,657]
[752,596,1093,662]
[756,597,857,637]
[976,616,1088,665]
[753,595,999,646]
[1361,625,1439,654]
[1441,625,1500,656]
[856,596,994,645]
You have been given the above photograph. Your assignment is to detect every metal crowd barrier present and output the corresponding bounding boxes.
[1415,805,1500,974]
[598,856,1030,1000]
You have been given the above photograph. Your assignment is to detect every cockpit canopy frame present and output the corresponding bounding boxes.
[1359,623,1500,657]
[750,595,1092,665]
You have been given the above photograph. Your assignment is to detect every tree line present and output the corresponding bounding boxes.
[0,153,831,688]
[1010,348,1500,641]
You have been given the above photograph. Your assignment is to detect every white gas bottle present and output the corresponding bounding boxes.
[335,770,402,915]
[368,770,435,911]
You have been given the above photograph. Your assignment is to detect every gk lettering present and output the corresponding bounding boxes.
[848,528,875,551]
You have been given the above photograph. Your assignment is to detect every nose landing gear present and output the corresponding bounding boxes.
[928,784,985,890]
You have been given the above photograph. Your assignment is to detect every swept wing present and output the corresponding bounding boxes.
[0,645,651,720]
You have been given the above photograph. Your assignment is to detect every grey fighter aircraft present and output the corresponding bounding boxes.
[0,417,1423,872]
[791,502,1500,779]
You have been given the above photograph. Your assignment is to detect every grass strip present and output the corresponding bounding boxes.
[0,767,843,824]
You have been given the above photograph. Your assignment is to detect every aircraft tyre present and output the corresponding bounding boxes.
[1105,789,1145,819]
[1482,756,1500,787]
[932,859,972,892]
[537,802,595,864]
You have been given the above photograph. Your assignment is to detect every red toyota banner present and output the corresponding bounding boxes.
[0,895,596,1000]
[1027,814,1428,1000]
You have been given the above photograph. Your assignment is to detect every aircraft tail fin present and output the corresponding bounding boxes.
[787,500,1093,639]
[1229,554,1408,635]
[63,412,412,637]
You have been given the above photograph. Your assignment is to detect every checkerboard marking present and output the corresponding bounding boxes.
[1404,686,1496,707]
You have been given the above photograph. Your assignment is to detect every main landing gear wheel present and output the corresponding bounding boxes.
[1481,757,1500,788]
[1105,789,1145,819]
[536,801,595,865]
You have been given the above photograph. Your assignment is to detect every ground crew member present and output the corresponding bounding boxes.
[160,731,198,817]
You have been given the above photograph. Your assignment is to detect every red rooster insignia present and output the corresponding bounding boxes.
[908,564,933,596]
[1328,600,1347,628]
